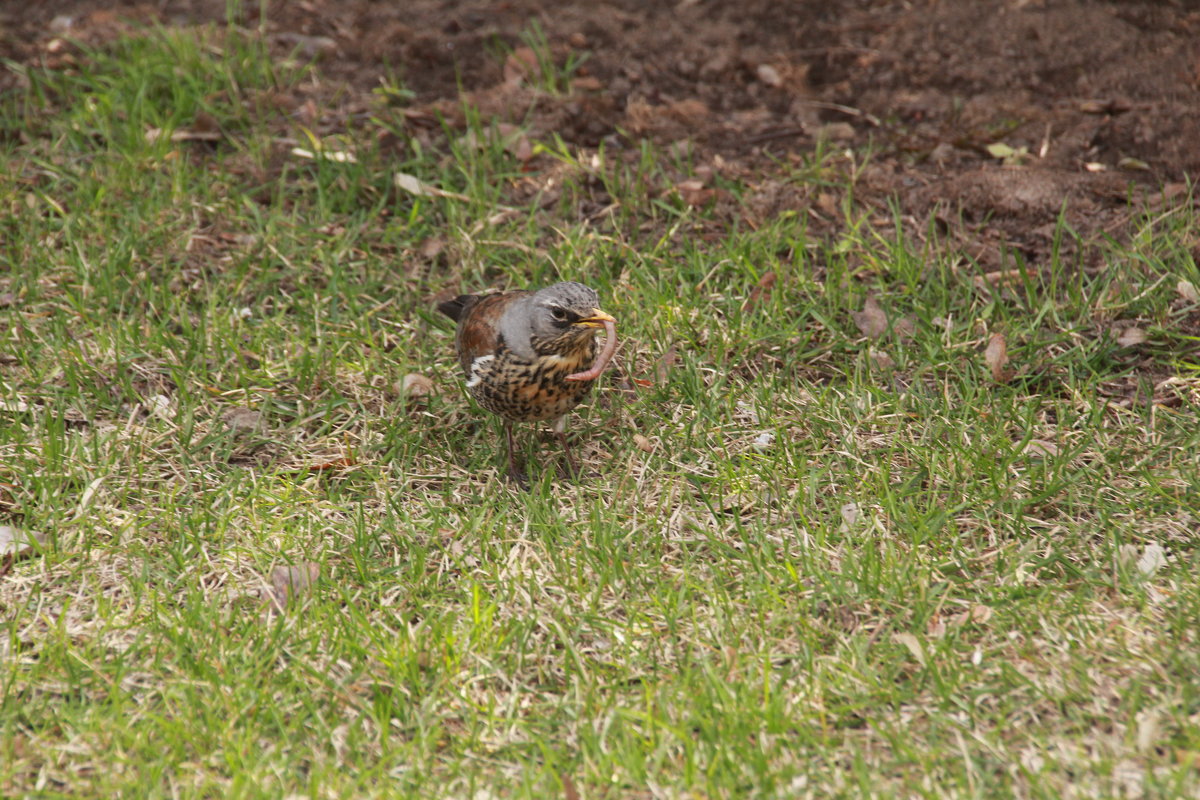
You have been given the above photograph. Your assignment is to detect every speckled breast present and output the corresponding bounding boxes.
[468,342,597,423]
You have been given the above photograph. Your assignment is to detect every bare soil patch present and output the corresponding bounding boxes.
[5,0,1198,263]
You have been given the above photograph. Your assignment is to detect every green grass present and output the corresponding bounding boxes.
[3,22,1200,800]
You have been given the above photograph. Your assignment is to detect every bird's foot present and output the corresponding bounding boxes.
[505,468,530,490]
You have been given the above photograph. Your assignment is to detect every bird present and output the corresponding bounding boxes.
[437,281,617,484]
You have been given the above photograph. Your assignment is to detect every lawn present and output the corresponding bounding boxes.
[2,19,1199,799]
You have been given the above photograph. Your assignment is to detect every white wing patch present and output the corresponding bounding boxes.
[465,354,495,389]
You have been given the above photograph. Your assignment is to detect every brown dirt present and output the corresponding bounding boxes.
[4,0,1198,266]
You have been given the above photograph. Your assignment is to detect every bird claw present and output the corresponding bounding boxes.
[506,468,530,490]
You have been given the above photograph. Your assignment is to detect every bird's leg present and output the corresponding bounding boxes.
[504,421,528,487]
[552,416,580,481]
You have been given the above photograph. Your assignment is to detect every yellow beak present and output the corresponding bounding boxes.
[576,308,616,328]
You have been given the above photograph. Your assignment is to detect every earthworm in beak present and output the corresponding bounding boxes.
[565,317,617,382]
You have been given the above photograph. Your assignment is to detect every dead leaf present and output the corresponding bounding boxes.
[418,237,446,260]
[751,431,774,450]
[984,332,1012,382]
[278,456,356,477]
[741,271,776,312]
[674,178,715,206]
[0,525,46,558]
[1021,439,1059,458]
[400,373,435,399]
[814,122,855,142]
[870,349,896,370]
[223,407,263,433]
[969,604,993,624]
[838,502,862,531]
[1137,543,1167,576]
[755,64,783,87]
[1176,280,1199,303]
[274,32,337,59]
[893,632,927,667]
[265,562,320,616]
[654,345,678,385]
[394,172,471,202]
[572,75,602,91]
[562,773,581,800]
[510,135,533,162]
[1118,157,1151,172]
[306,457,356,473]
[632,434,654,453]
[973,268,1025,289]
[503,47,538,86]
[851,295,889,339]
[1117,326,1147,347]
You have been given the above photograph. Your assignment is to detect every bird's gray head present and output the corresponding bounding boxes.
[501,281,614,357]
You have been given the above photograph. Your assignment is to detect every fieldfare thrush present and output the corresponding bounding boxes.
[437,281,617,483]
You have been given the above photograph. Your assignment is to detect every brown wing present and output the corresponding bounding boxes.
[453,291,529,375]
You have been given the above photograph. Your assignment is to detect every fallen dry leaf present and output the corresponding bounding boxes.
[632,434,654,453]
[893,632,927,667]
[851,295,889,339]
[278,456,357,477]
[951,604,994,627]
[0,525,46,558]
[418,236,446,261]
[755,64,783,87]
[562,773,581,800]
[274,31,337,59]
[973,268,1025,289]
[1021,439,1059,458]
[674,178,715,207]
[655,344,678,384]
[1137,543,1168,576]
[503,46,538,86]
[870,349,896,370]
[393,172,473,202]
[838,502,862,531]
[265,562,320,616]
[401,373,435,399]
[969,604,993,624]
[573,75,603,91]
[1176,279,1199,303]
[742,271,777,312]
[223,407,264,433]
[814,122,856,142]
[984,332,1012,382]
[1117,326,1147,347]
[751,431,774,450]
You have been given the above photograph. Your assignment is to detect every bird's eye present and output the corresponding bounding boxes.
[549,307,568,322]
